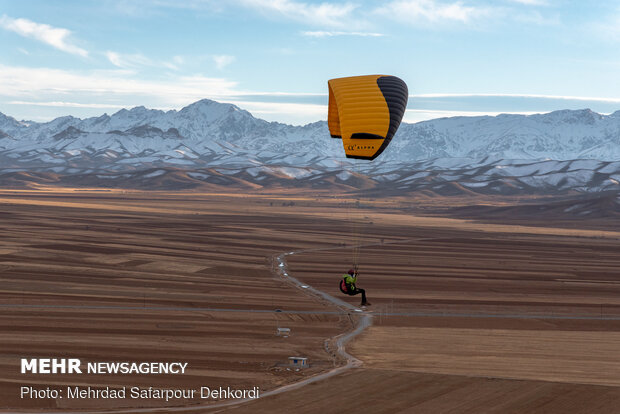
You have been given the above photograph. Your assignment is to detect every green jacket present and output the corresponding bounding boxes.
[343,274,357,289]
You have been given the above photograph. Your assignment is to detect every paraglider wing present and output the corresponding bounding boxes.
[328,75,408,160]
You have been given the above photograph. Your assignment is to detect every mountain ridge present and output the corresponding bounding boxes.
[1,99,619,198]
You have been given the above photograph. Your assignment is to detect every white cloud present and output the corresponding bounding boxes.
[0,64,328,103]
[106,51,125,67]
[227,100,326,123]
[508,0,549,5]
[213,55,236,70]
[0,64,239,106]
[106,51,187,71]
[4,66,620,125]
[9,101,129,109]
[302,30,384,37]
[237,0,359,27]
[404,108,542,123]
[158,56,186,71]
[109,0,362,28]
[0,63,329,124]
[227,91,324,98]
[415,93,620,103]
[0,15,88,57]
[105,51,153,68]
[376,0,493,24]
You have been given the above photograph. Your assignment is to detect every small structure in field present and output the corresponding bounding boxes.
[288,357,308,368]
[276,327,291,337]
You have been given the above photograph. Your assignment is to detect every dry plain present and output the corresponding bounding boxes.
[1,189,619,413]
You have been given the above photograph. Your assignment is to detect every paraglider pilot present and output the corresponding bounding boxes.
[340,268,370,306]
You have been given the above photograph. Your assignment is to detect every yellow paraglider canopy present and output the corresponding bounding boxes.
[328,75,408,160]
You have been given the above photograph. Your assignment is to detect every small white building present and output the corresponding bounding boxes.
[276,328,291,337]
[288,357,308,368]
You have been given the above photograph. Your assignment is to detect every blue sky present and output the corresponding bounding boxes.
[1,0,620,124]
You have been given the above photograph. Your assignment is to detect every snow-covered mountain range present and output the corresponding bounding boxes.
[1,99,619,195]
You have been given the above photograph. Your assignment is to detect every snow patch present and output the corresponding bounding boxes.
[461,181,488,188]
[187,172,210,180]
[143,170,166,178]
[337,171,351,180]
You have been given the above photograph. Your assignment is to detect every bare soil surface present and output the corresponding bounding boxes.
[214,369,620,414]
[0,190,353,410]
[1,189,619,412]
